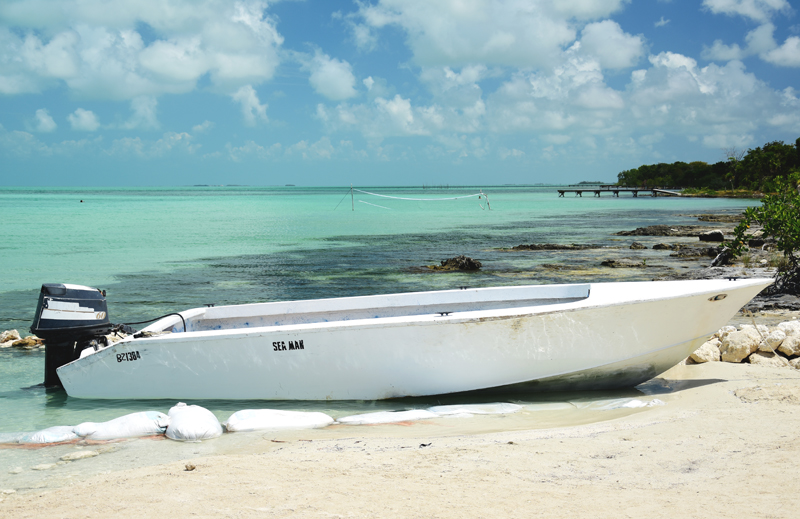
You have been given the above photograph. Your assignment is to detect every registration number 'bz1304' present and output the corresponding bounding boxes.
[117,351,141,362]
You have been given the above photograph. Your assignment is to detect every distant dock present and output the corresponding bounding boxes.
[557,185,683,198]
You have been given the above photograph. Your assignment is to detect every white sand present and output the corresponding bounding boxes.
[2,361,799,518]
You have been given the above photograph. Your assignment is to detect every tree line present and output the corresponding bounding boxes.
[616,138,800,192]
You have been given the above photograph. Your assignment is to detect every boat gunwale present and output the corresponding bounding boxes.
[112,278,772,344]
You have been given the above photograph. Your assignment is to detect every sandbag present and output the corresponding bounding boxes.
[0,432,27,444]
[165,403,222,441]
[74,411,169,440]
[224,409,334,432]
[427,403,523,416]
[19,426,79,444]
[337,409,437,425]
[570,398,665,411]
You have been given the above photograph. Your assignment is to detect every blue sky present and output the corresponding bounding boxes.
[1,0,799,186]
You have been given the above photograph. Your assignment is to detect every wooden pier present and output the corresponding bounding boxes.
[557,186,682,198]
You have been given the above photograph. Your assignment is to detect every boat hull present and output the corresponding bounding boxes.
[57,279,771,400]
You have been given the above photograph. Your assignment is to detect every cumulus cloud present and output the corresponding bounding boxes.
[702,0,790,23]
[33,109,57,132]
[655,17,670,27]
[192,120,214,133]
[231,85,268,125]
[107,132,197,158]
[762,36,800,66]
[702,23,800,67]
[121,96,159,129]
[354,0,629,68]
[578,20,645,69]
[302,51,358,101]
[0,0,284,99]
[68,108,100,131]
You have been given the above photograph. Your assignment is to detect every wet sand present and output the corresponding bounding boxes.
[2,361,799,518]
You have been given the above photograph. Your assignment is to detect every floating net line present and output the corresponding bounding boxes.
[353,189,486,202]
[335,186,491,211]
[358,200,392,210]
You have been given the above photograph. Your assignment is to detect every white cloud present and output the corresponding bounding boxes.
[231,85,268,126]
[302,51,358,101]
[34,108,57,132]
[108,131,197,157]
[762,36,800,66]
[121,96,159,129]
[192,120,214,133]
[499,147,525,159]
[702,0,790,23]
[654,17,670,27]
[0,0,284,99]
[67,108,100,131]
[578,20,645,69]
[355,0,630,68]
[702,40,745,61]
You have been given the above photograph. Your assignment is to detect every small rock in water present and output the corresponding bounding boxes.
[31,464,56,471]
[8,467,23,474]
[60,450,99,461]
[600,258,646,268]
[698,230,725,242]
[429,255,482,271]
[629,242,647,250]
[0,330,21,343]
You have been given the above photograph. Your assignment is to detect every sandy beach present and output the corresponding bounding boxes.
[1,360,799,518]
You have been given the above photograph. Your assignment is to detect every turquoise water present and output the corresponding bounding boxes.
[0,186,758,432]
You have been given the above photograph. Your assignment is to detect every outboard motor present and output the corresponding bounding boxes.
[31,283,111,387]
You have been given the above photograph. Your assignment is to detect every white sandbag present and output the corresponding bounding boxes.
[570,398,665,411]
[428,403,523,416]
[0,432,27,444]
[165,403,222,441]
[337,409,437,425]
[224,409,333,432]
[523,402,575,412]
[73,411,169,440]
[18,426,79,444]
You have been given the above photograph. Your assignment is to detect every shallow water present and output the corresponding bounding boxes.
[0,186,757,488]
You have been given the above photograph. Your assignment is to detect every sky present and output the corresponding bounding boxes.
[1,0,799,186]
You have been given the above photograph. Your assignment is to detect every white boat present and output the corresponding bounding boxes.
[51,278,770,400]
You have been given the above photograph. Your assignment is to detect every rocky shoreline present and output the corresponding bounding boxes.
[688,320,800,370]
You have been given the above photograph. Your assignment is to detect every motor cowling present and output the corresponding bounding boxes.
[31,283,111,387]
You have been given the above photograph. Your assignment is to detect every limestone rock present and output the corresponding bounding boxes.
[778,335,800,357]
[652,243,675,250]
[0,330,21,343]
[748,351,790,368]
[758,329,786,353]
[60,450,99,461]
[690,339,721,363]
[601,258,646,268]
[629,242,647,250]
[777,321,800,337]
[698,230,725,242]
[430,255,482,271]
[740,324,769,335]
[11,337,41,349]
[715,326,737,341]
[721,329,760,363]
[790,358,800,369]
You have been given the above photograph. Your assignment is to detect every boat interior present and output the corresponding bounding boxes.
[152,284,592,333]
